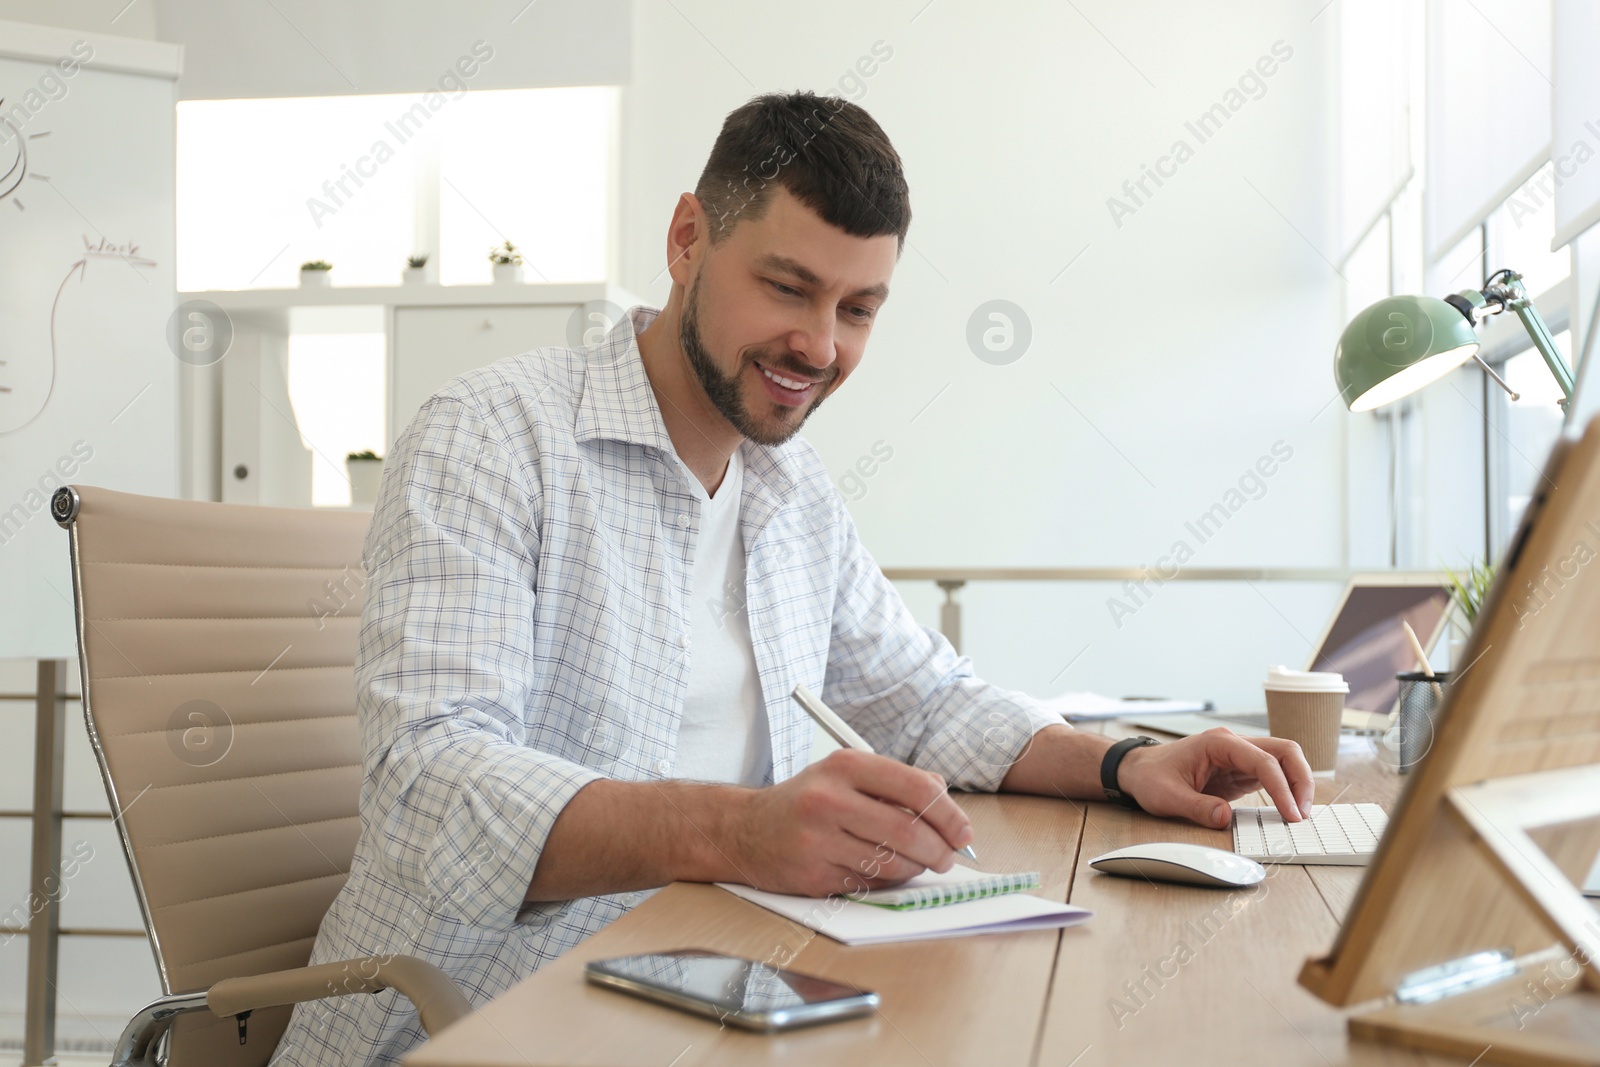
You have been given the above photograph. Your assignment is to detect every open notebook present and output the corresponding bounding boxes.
[716,866,1092,947]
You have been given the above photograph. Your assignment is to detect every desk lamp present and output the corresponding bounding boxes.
[1334,269,1575,411]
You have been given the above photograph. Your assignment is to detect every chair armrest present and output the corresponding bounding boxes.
[110,992,211,1067]
[207,954,473,1036]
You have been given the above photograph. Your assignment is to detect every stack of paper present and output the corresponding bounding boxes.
[716,867,1092,947]
[1038,692,1211,721]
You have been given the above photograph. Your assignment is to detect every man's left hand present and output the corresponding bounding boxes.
[1114,728,1315,829]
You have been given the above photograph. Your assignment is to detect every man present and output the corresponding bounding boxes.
[273,91,1312,1066]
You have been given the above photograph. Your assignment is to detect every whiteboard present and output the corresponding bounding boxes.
[0,29,180,659]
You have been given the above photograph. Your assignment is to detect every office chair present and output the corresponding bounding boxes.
[51,485,471,1067]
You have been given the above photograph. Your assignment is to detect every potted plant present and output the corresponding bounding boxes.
[489,240,523,284]
[346,449,383,507]
[299,259,333,288]
[403,254,431,285]
[1443,558,1496,667]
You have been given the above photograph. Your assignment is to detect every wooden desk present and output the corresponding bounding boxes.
[407,730,1462,1066]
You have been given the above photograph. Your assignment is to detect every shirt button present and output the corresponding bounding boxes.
[655,758,671,775]
[679,633,691,649]
[676,514,690,529]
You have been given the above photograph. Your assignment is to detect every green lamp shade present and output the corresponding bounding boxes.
[1334,295,1481,412]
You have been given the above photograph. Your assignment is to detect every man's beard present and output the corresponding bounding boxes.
[679,274,832,446]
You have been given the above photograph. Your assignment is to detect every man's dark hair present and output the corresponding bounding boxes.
[694,91,910,250]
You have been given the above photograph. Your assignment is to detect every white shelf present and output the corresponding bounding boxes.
[0,17,184,79]
[182,281,632,312]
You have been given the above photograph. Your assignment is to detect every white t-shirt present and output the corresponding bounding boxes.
[673,448,773,786]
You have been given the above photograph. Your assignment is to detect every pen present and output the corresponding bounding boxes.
[790,683,980,863]
[1401,618,1444,704]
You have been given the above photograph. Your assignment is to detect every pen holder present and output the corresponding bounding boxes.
[1395,671,1451,774]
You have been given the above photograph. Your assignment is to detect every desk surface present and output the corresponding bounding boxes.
[407,727,1461,1067]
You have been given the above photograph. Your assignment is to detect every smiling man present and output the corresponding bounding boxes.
[273,92,1313,1066]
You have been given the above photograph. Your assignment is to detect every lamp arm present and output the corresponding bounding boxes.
[1509,300,1576,401]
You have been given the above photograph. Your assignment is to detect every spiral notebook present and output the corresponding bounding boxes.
[850,869,1041,910]
[716,867,1091,946]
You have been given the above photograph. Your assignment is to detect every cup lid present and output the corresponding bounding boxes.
[1263,665,1349,693]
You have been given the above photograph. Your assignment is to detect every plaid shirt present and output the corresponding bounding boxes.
[271,307,1060,1066]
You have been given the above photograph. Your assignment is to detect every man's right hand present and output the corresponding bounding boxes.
[726,748,974,897]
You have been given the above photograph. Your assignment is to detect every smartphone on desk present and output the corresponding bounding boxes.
[584,949,879,1032]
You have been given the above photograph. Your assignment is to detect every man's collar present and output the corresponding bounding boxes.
[574,305,800,501]
[573,305,677,453]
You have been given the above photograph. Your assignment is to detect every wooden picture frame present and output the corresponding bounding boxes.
[1298,416,1600,1066]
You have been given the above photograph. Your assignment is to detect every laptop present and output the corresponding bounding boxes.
[1127,574,1453,738]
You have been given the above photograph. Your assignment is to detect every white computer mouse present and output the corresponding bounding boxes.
[1088,842,1266,888]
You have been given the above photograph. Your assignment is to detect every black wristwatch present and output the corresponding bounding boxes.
[1101,736,1159,810]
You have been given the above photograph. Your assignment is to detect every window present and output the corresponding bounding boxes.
[177,95,419,290]
[1486,162,1570,300]
[176,87,615,291]
[1340,2,1579,575]
[1343,214,1392,321]
[1338,0,1430,568]
[285,326,386,508]
[1490,331,1571,548]
[1482,162,1573,552]
[1428,227,1484,299]
[179,87,616,508]
[438,88,612,286]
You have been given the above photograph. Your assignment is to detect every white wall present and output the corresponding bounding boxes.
[0,1,156,40]
[154,0,629,99]
[0,1,630,99]
[0,4,1481,1058]
[620,0,1346,707]
[1,0,1355,707]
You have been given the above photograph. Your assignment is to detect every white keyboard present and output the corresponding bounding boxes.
[1232,804,1388,865]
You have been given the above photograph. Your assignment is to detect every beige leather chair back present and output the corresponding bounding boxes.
[59,485,370,1066]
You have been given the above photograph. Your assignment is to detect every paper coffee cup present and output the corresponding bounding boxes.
[1262,666,1348,773]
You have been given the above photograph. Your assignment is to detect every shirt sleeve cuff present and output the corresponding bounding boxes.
[922,693,1065,794]
[418,747,605,931]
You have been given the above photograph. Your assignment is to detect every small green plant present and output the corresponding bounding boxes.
[346,449,381,462]
[488,240,523,266]
[1443,558,1497,625]
[406,254,429,269]
[300,259,333,271]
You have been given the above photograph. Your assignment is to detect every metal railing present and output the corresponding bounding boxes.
[8,663,147,1066]
[880,567,1422,654]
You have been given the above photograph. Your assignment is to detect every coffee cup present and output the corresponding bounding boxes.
[1262,665,1348,774]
